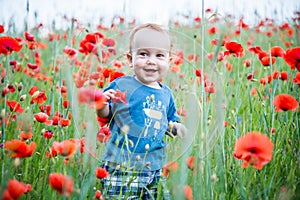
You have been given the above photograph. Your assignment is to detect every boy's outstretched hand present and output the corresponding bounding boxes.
[166,121,187,138]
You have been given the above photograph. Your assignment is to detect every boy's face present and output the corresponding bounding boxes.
[128,28,172,88]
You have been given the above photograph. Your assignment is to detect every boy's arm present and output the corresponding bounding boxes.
[96,89,116,118]
[166,121,187,138]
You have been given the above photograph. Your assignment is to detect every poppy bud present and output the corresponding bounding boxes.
[20,94,27,101]
[18,82,23,92]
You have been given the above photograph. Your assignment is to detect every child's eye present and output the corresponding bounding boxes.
[139,52,148,56]
[156,54,165,58]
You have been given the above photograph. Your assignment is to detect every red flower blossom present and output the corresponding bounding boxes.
[97,127,112,143]
[97,116,110,127]
[19,130,33,141]
[0,36,23,55]
[95,167,109,179]
[30,90,47,104]
[34,112,52,124]
[6,100,24,113]
[224,41,244,57]
[293,72,300,86]
[0,24,4,33]
[260,56,276,66]
[112,89,128,104]
[270,46,285,57]
[273,94,298,112]
[284,47,300,71]
[94,190,104,200]
[162,161,178,178]
[186,156,195,171]
[46,139,78,158]
[63,47,78,60]
[24,32,35,42]
[4,139,36,158]
[233,132,273,169]
[43,130,54,139]
[49,173,74,196]
[184,185,194,200]
[1,179,31,200]
[110,71,125,82]
[78,87,107,109]
[102,38,115,47]
[279,71,288,81]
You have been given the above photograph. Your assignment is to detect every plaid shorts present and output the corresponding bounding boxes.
[101,162,170,200]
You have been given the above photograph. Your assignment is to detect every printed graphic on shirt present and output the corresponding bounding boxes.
[142,94,165,138]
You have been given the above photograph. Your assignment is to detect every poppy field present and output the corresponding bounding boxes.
[0,7,300,200]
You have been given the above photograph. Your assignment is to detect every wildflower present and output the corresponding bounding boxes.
[95,167,109,179]
[78,87,107,110]
[233,132,273,169]
[6,100,24,113]
[49,173,74,196]
[186,156,195,171]
[0,24,4,33]
[293,72,300,86]
[270,46,285,57]
[162,161,178,178]
[112,89,127,104]
[30,90,47,104]
[284,47,300,71]
[63,47,78,60]
[184,185,193,200]
[34,112,52,125]
[97,127,111,143]
[94,190,104,200]
[102,38,115,47]
[0,36,22,55]
[43,130,54,139]
[1,179,31,199]
[224,41,244,57]
[4,139,36,158]
[273,94,298,112]
[260,56,276,66]
[46,139,78,158]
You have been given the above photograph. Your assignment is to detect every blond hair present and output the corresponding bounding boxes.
[128,23,172,55]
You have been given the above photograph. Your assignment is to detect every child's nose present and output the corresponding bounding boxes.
[146,56,156,65]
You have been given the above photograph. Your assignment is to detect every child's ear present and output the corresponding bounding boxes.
[126,53,132,64]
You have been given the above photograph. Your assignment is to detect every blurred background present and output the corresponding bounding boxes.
[0,0,299,31]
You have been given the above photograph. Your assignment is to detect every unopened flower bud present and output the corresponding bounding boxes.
[20,94,27,101]
[14,158,21,167]
[211,173,217,182]
[1,109,5,118]
[136,155,140,161]
[121,125,129,135]
[17,83,23,92]
[128,139,134,147]
[145,144,150,151]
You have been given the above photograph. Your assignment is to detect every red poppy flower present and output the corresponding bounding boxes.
[293,72,300,86]
[39,105,51,116]
[260,56,276,66]
[4,139,36,158]
[0,36,23,55]
[19,130,33,140]
[184,185,193,200]
[97,127,112,143]
[94,190,104,200]
[0,25,4,33]
[1,179,31,199]
[224,41,244,57]
[24,32,35,42]
[248,46,263,54]
[49,173,74,196]
[43,130,54,139]
[95,167,109,179]
[46,140,78,158]
[102,38,115,47]
[78,87,107,109]
[270,46,285,57]
[279,71,288,81]
[284,47,300,71]
[34,112,50,122]
[186,156,195,171]
[233,132,273,169]
[30,90,47,104]
[110,71,126,82]
[162,161,178,178]
[63,47,78,59]
[273,94,298,112]
[6,100,24,113]
[111,89,127,104]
